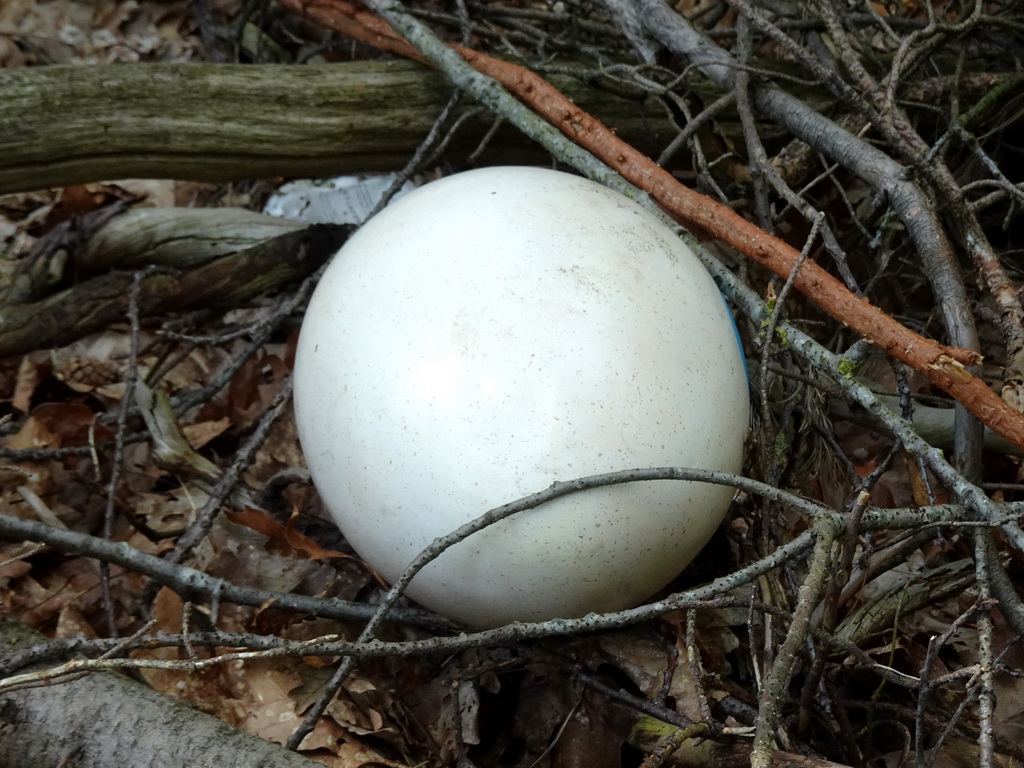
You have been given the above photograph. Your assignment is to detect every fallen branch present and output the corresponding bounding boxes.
[5,207,304,305]
[0,513,446,629]
[0,217,349,359]
[0,618,322,768]
[610,700,853,768]
[276,0,1024,453]
[610,0,992,471]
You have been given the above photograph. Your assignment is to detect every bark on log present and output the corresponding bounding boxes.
[79,208,306,271]
[0,214,349,359]
[0,619,320,768]
[0,60,676,194]
[5,207,306,305]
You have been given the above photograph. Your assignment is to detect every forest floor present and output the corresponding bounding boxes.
[2,1,1024,767]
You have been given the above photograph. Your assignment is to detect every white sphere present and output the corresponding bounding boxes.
[294,167,748,627]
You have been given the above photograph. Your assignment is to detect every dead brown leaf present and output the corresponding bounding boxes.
[55,605,98,639]
[12,355,42,413]
[224,507,350,561]
[244,412,305,487]
[183,416,231,451]
[9,402,110,451]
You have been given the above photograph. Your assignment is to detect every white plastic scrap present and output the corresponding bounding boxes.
[262,174,416,225]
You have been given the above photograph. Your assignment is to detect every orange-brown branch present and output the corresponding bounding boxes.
[277,0,1024,453]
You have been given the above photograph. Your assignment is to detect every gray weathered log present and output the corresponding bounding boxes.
[5,207,306,305]
[80,208,305,271]
[0,619,321,768]
[0,214,349,358]
[0,60,676,194]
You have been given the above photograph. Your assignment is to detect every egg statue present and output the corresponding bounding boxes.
[293,166,748,628]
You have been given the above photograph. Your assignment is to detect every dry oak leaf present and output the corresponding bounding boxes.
[224,507,350,561]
